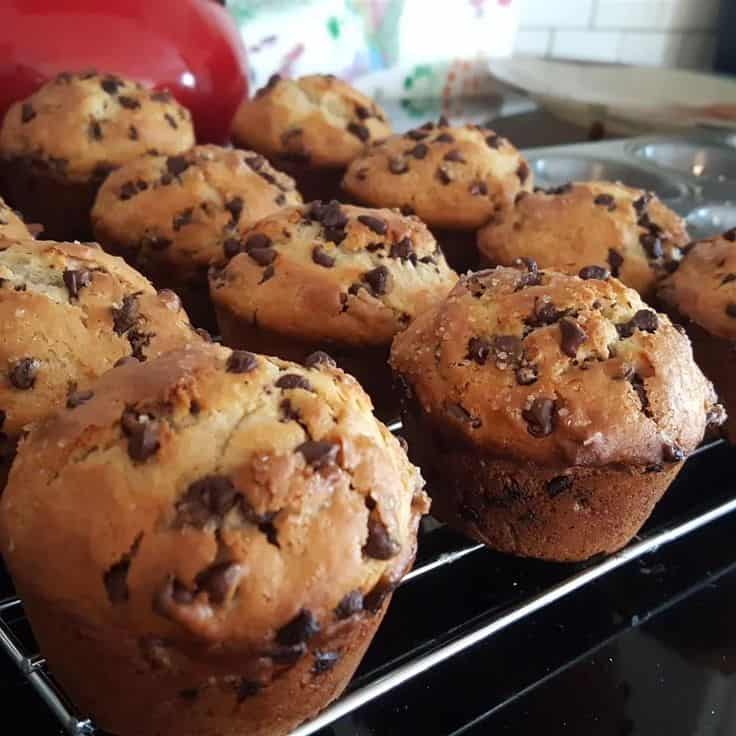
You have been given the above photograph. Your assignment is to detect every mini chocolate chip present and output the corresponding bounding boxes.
[225,196,244,223]
[164,113,178,129]
[119,179,148,200]
[318,201,349,229]
[195,562,241,605]
[522,397,556,438]
[312,246,335,268]
[527,298,562,327]
[150,89,173,102]
[245,154,265,171]
[304,351,336,369]
[363,265,392,296]
[485,134,501,149]
[355,104,371,120]
[435,167,452,185]
[276,374,312,391]
[726,303,736,318]
[275,192,287,206]
[663,444,684,463]
[313,651,340,674]
[347,122,370,142]
[594,193,616,209]
[516,161,530,183]
[493,335,524,365]
[277,609,320,646]
[21,103,36,123]
[546,182,573,195]
[629,374,651,417]
[166,155,190,177]
[607,249,624,277]
[112,294,139,334]
[364,579,396,613]
[547,475,572,497]
[467,337,492,365]
[723,228,736,242]
[237,680,261,703]
[335,590,363,619]
[260,265,275,283]
[126,124,138,141]
[721,273,736,285]
[223,238,245,258]
[469,181,488,196]
[173,208,194,231]
[67,389,93,408]
[446,403,481,428]
[406,129,430,140]
[357,214,387,235]
[640,233,663,259]
[118,95,140,110]
[632,194,651,215]
[8,358,39,390]
[89,121,103,141]
[364,516,400,559]
[297,440,339,468]
[579,265,609,280]
[226,351,258,373]
[443,149,465,163]
[515,365,538,386]
[248,246,277,266]
[389,157,409,174]
[407,143,428,159]
[245,234,272,253]
[618,309,659,337]
[559,318,587,358]
[103,558,132,605]
[63,268,91,299]
[389,237,414,261]
[638,212,661,235]
[127,420,160,462]
[176,475,239,527]
[435,132,455,143]
[101,76,123,94]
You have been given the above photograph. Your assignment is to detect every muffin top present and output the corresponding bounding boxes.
[231,74,391,170]
[391,263,722,468]
[91,145,303,276]
[342,122,533,230]
[0,238,198,443]
[210,201,458,347]
[477,181,689,296]
[0,70,195,181]
[658,229,736,339]
[0,344,427,679]
[0,197,32,240]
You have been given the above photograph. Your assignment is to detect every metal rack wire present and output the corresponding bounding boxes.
[1,438,734,735]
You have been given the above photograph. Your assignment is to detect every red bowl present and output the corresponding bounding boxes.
[0,0,248,143]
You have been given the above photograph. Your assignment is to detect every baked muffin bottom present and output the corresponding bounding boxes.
[401,409,683,562]
[0,156,101,240]
[19,586,391,736]
[215,303,397,420]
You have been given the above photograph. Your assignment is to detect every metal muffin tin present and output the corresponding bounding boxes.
[2,134,736,735]
[527,134,736,241]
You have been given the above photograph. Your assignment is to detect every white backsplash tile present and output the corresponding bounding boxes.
[551,30,623,62]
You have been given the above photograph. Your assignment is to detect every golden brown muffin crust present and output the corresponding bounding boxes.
[0,196,32,240]
[342,122,533,230]
[658,229,736,340]
[231,74,391,170]
[91,145,302,277]
[210,201,458,347]
[390,263,720,468]
[477,182,689,296]
[0,238,198,444]
[0,70,195,181]
[0,344,427,678]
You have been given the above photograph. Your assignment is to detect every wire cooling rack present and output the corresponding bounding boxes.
[1,433,735,735]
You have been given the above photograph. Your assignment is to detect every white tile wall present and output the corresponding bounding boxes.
[517,0,721,69]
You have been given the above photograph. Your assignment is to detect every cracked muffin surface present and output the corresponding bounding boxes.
[0,342,427,735]
[231,74,391,170]
[342,122,533,230]
[391,263,720,467]
[210,201,458,348]
[0,238,198,472]
[477,181,689,297]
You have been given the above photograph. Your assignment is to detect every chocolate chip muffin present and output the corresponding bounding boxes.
[658,229,736,440]
[477,182,689,298]
[231,74,391,201]
[391,263,723,561]
[342,121,533,272]
[91,145,302,327]
[0,343,428,736]
[209,201,458,415]
[0,238,198,489]
[0,70,195,240]
[0,196,33,240]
